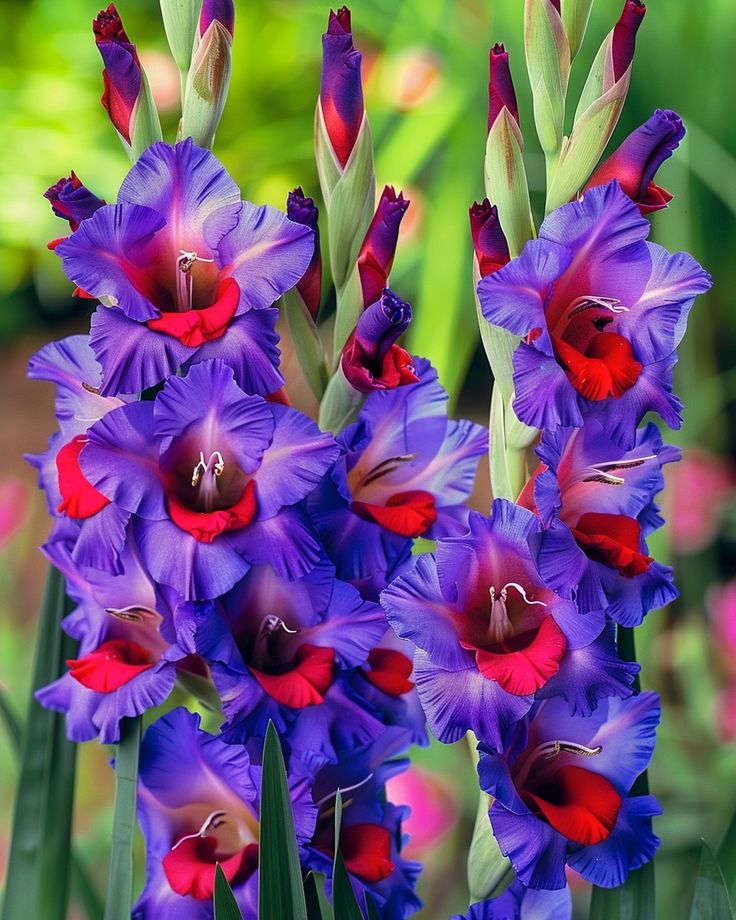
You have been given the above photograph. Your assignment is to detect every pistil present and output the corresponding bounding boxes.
[176,249,215,312]
[515,739,603,789]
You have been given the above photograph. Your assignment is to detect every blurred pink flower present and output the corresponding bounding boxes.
[668,449,735,555]
[386,764,458,859]
[138,49,181,113]
[716,684,736,743]
[0,477,30,550]
[708,579,736,656]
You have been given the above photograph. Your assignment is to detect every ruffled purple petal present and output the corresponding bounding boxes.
[55,203,164,321]
[567,794,661,888]
[253,404,338,519]
[213,201,314,311]
[90,305,194,396]
[118,139,241,253]
[512,342,584,431]
[154,361,275,474]
[187,308,283,396]
[414,650,532,749]
[381,554,471,672]
[228,505,321,580]
[81,402,165,518]
[537,624,639,716]
[490,800,568,890]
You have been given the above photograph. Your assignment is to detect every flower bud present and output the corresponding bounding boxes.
[286,187,322,320]
[180,17,232,148]
[320,7,365,168]
[586,109,684,213]
[159,0,199,73]
[199,0,235,38]
[488,43,518,132]
[44,172,105,232]
[357,186,409,308]
[341,290,417,392]
[612,0,646,82]
[469,199,510,278]
[93,4,162,156]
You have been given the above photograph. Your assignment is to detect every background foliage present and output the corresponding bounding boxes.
[0,0,735,917]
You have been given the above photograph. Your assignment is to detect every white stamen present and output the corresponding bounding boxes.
[171,810,228,849]
[514,740,602,788]
[176,250,215,311]
[500,582,549,608]
[567,295,629,320]
[191,450,225,487]
[315,774,375,809]
[581,454,657,486]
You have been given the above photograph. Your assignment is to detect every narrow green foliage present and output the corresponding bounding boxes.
[1,566,78,920]
[258,722,309,920]
[304,871,331,920]
[104,716,142,920]
[688,841,734,920]
[717,804,736,907]
[214,863,244,920]
[332,792,366,920]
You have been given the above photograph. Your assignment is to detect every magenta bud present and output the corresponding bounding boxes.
[199,0,235,38]
[586,109,684,213]
[488,43,519,132]
[342,289,418,393]
[611,0,646,82]
[320,7,364,168]
[286,187,322,320]
[44,172,105,232]
[357,186,410,308]
[469,199,510,278]
[93,4,141,144]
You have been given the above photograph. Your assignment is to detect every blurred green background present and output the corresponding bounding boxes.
[0,0,735,917]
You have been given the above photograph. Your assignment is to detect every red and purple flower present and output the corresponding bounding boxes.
[55,140,314,396]
[478,181,711,448]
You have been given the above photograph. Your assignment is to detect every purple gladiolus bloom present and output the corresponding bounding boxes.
[45,172,105,233]
[172,560,389,760]
[519,420,680,626]
[478,181,711,448]
[54,139,314,396]
[469,199,510,278]
[488,43,518,131]
[36,525,181,743]
[306,736,423,918]
[73,360,338,599]
[358,186,410,308]
[477,693,661,890]
[199,0,235,38]
[310,358,487,581]
[134,708,316,918]
[342,290,418,393]
[382,499,639,749]
[452,881,572,920]
[320,6,364,168]
[93,4,142,144]
[586,109,685,214]
[612,0,646,82]
[287,187,322,319]
[25,335,132,571]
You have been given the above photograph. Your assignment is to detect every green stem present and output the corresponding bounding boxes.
[104,716,142,920]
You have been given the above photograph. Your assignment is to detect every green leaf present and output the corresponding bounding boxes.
[717,805,736,907]
[524,0,570,157]
[561,0,594,60]
[104,715,142,920]
[332,792,366,920]
[304,871,331,920]
[0,685,103,920]
[318,366,363,434]
[214,863,244,920]
[1,565,78,920]
[467,786,514,903]
[689,840,734,920]
[588,863,656,920]
[159,0,200,73]
[258,722,309,920]
[180,22,233,149]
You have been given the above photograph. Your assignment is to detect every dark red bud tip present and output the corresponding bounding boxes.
[287,188,322,320]
[329,6,352,35]
[469,198,510,277]
[93,3,129,43]
[488,43,518,131]
[612,0,646,82]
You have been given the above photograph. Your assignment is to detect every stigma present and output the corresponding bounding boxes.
[191,451,225,487]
